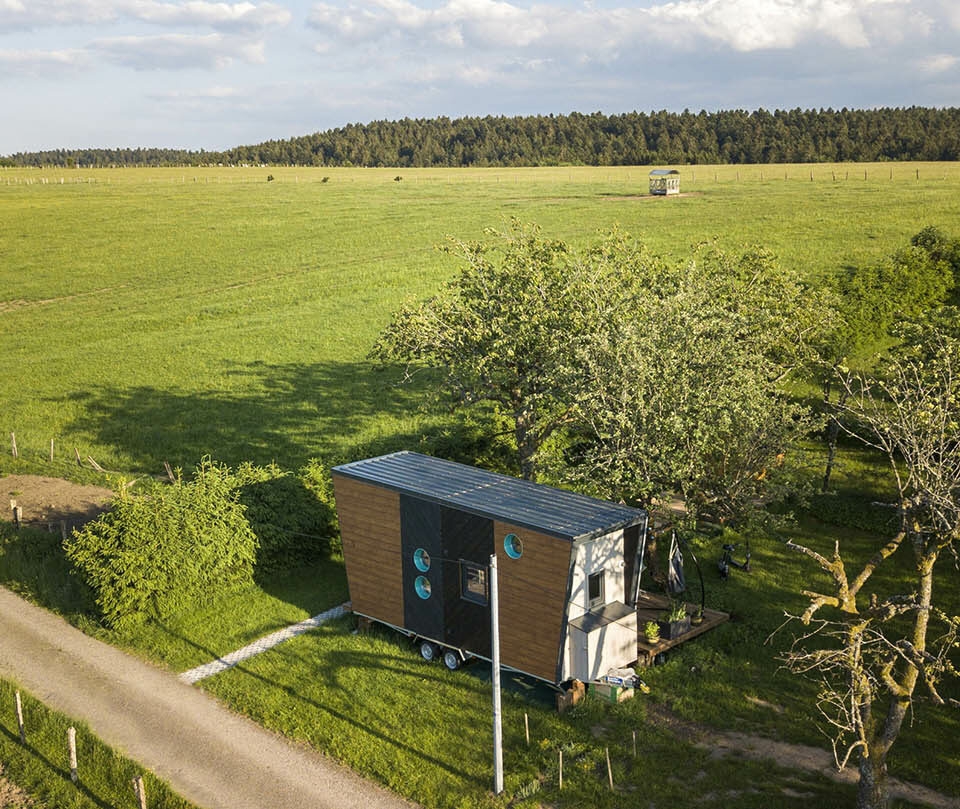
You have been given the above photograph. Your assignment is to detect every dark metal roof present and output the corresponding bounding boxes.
[649,169,680,175]
[333,451,646,542]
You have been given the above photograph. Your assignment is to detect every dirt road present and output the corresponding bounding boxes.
[0,586,419,809]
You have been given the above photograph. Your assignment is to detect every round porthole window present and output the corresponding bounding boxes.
[413,548,431,572]
[415,576,432,599]
[504,533,523,559]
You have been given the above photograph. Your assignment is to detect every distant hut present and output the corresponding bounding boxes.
[649,169,680,196]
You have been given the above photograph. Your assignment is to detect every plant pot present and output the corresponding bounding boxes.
[657,617,691,640]
[643,634,660,645]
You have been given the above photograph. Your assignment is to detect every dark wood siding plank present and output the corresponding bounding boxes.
[334,475,404,627]
[494,520,572,681]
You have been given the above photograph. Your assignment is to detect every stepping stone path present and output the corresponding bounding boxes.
[179,602,351,683]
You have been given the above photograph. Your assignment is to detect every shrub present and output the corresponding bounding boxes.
[806,492,898,536]
[64,458,257,629]
[230,460,338,570]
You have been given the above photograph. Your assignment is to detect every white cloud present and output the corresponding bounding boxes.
[307,0,930,55]
[915,53,958,74]
[0,0,290,32]
[0,0,117,28]
[0,47,91,77]
[124,1,291,31]
[90,33,265,69]
[151,84,244,98]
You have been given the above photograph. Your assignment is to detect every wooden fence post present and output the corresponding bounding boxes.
[10,432,17,458]
[632,729,637,758]
[68,726,78,782]
[50,438,54,462]
[605,746,613,790]
[133,775,147,809]
[164,461,175,484]
[524,713,529,745]
[558,749,563,790]
[74,448,82,467]
[15,690,25,743]
[13,506,22,530]
[60,520,68,541]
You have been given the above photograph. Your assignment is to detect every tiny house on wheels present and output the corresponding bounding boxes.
[332,451,648,685]
[649,168,680,195]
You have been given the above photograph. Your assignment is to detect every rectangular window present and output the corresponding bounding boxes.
[461,562,488,605]
[588,571,605,609]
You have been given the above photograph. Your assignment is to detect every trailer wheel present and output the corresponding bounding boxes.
[442,650,462,671]
[419,640,440,662]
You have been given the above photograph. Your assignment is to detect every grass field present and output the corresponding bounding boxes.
[2,162,959,808]
[0,678,196,809]
[3,162,960,476]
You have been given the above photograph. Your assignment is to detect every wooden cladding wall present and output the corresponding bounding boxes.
[333,475,403,628]
[494,520,573,682]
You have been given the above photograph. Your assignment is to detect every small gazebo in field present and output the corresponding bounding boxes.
[649,169,680,195]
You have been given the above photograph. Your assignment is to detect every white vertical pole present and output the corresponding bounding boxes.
[490,553,504,794]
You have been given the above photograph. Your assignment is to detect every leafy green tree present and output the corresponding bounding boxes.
[782,312,960,809]
[820,226,960,491]
[371,222,598,480]
[566,239,830,526]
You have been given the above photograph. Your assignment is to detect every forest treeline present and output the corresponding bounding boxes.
[4,107,959,168]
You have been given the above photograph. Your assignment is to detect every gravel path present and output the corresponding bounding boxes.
[0,586,419,809]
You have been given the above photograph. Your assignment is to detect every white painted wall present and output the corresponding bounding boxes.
[562,529,635,681]
[568,612,638,682]
[567,529,625,622]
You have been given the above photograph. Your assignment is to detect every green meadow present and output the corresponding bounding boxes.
[3,162,960,475]
[2,163,959,808]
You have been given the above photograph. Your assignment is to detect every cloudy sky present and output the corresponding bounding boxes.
[1,0,958,153]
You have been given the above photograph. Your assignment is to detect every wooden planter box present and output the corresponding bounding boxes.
[657,616,691,640]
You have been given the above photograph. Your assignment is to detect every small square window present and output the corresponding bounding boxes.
[461,562,488,605]
[588,571,605,608]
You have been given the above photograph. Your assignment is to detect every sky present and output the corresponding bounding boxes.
[1,0,958,154]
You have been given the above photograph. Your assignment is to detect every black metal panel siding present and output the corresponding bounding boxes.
[400,495,444,641]
[334,451,646,541]
[440,506,493,657]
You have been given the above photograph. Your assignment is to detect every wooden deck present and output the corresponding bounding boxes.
[634,591,729,667]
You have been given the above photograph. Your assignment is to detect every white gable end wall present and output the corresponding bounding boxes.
[562,529,630,681]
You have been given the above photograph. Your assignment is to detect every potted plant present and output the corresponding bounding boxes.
[658,599,691,640]
[643,620,661,645]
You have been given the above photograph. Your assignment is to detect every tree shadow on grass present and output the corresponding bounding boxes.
[56,359,442,474]
[0,526,97,620]
[57,357,520,483]
[151,615,484,786]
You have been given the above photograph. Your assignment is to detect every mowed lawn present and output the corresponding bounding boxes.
[3,162,960,476]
